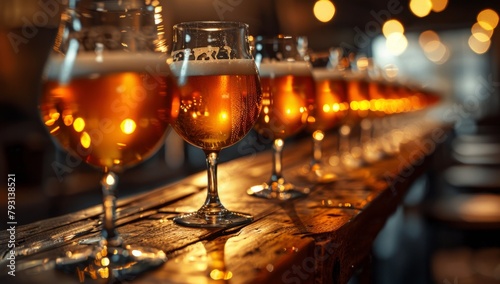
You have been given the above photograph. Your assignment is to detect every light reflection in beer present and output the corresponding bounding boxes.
[210,269,233,280]
[100,257,110,266]
[80,131,91,148]
[51,86,67,97]
[350,101,359,111]
[50,126,60,134]
[46,109,61,125]
[121,72,139,93]
[45,119,56,126]
[376,100,383,112]
[361,100,370,110]
[120,118,136,135]
[284,91,307,120]
[63,114,73,126]
[332,102,340,112]
[73,117,85,132]
[219,111,228,121]
[323,104,331,112]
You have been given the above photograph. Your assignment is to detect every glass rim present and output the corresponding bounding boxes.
[173,21,249,31]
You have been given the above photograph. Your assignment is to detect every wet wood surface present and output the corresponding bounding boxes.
[0,119,448,284]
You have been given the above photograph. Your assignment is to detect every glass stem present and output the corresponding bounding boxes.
[339,125,351,154]
[101,171,122,247]
[311,130,324,167]
[202,151,226,216]
[270,138,284,183]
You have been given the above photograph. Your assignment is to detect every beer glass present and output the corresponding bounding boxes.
[247,35,313,200]
[358,57,387,163]
[169,21,262,227]
[298,49,349,182]
[39,0,178,278]
[332,55,372,169]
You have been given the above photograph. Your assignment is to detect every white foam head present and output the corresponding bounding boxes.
[45,52,168,82]
[169,59,259,87]
[169,59,258,77]
[312,68,344,81]
[257,61,312,77]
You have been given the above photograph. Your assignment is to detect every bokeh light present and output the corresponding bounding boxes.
[386,32,408,56]
[382,19,404,38]
[409,0,432,17]
[418,30,450,64]
[471,22,493,42]
[419,30,440,48]
[477,8,499,30]
[468,35,491,54]
[313,0,336,23]
[430,0,448,13]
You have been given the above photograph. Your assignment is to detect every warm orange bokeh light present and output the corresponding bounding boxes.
[120,118,137,135]
[471,22,493,42]
[431,0,448,13]
[382,19,404,38]
[386,32,408,56]
[313,0,336,23]
[477,8,499,30]
[409,0,432,17]
[468,35,491,54]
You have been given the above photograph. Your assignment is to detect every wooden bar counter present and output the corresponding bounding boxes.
[0,117,449,284]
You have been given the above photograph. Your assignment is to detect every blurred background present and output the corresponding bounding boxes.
[0,0,499,283]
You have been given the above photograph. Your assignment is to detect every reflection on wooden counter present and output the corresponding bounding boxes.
[0,115,450,283]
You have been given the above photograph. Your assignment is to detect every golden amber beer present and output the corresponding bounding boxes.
[40,53,179,169]
[307,68,348,132]
[345,73,371,120]
[170,59,262,151]
[253,61,314,140]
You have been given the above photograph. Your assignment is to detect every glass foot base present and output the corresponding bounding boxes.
[247,182,310,200]
[173,211,253,228]
[56,243,166,281]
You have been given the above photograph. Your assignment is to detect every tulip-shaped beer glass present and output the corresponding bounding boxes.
[247,35,314,200]
[299,49,349,182]
[169,21,262,228]
[39,0,179,279]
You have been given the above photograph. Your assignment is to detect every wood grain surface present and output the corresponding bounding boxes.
[0,118,449,283]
